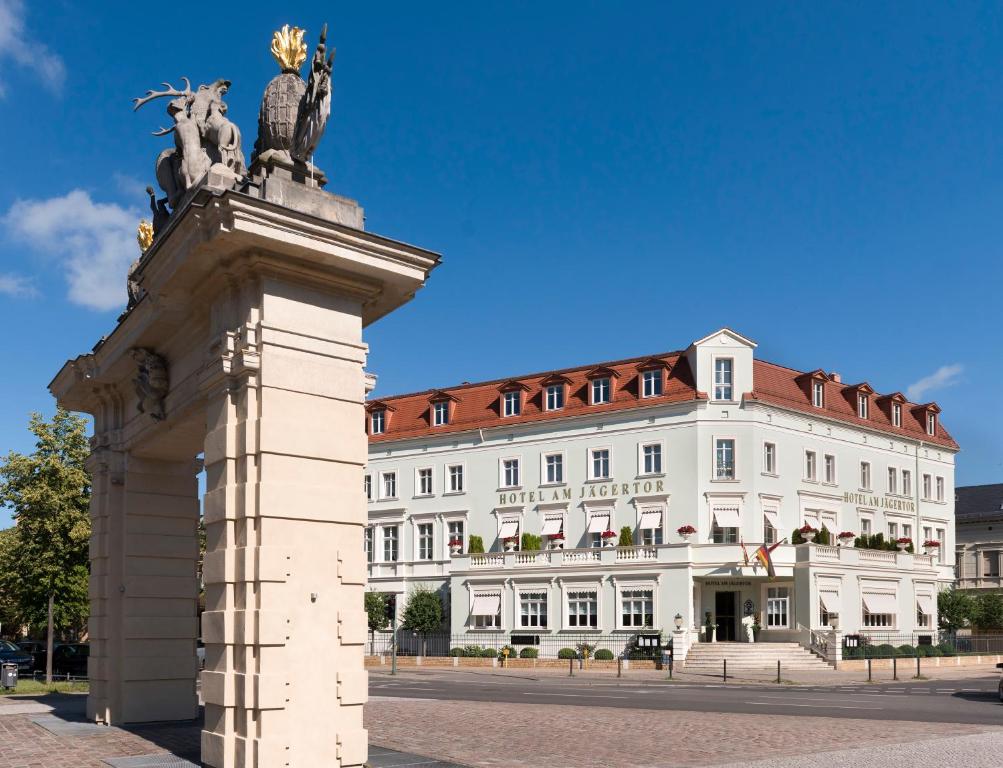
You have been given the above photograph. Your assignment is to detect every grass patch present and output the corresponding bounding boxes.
[2,679,89,695]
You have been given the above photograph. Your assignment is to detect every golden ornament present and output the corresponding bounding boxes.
[137,220,154,252]
[270,25,307,73]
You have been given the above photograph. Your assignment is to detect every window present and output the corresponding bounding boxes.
[520,593,548,628]
[917,608,931,628]
[922,474,932,500]
[983,552,1000,577]
[823,454,836,484]
[887,467,897,495]
[887,522,898,539]
[715,439,735,480]
[417,468,433,496]
[621,589,654,628]
[567,591,598,628]
[383,525,399,562]
[642,369,663,398]
[903,523,912,540]
[642,443,662,475]
[502,458,520,488]
[936,476,944,502]
[418,522,433,560]
[927,413,936,435]
[371,409,385,434]
[860,517,872,535]
[591,377,611,405]
[820,598,839,629]
[448,520,464,551]
[763,442,776,474]
[712,520,739,544]
[544,453,564,484]
[546,384,565,411]
[713,358,734,401]
[364,526,373,562]
[860,462,871,490]
[804,451,817,481]
[862,610,894,628]
[472,594,501,629]
[591,448,611,480]
[936,528,945,551]
[503,390,521,417]
[381,471,397,499]
[766,587,790,628]
[923,526,932,542]
[902,469,912,497]
[364,473,372,501]
[432,400,449,426]
[892,403,902,427]
[764,514,778,545]
[812,381,824,408]
[448,464,464,493]
[641,525,663,546]
[857,394,869,419]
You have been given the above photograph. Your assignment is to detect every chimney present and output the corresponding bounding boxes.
[829,372,841,384]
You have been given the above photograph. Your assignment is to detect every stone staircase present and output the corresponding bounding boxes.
[682,642,835,673]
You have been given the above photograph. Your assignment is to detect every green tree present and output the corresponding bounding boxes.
[972,592,1003,631]
[401,585,443,656]
[937,588,974,632]
[618,526,633,547]
[0,410,91,680]
[364,591,389,653]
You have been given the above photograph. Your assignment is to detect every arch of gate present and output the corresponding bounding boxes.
[50,182,438,767]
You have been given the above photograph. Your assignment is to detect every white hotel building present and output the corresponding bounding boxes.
[365,329,956,651]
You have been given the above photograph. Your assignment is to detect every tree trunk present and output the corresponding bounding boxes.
[45,593,54,685]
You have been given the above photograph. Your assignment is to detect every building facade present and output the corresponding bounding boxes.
[955,483,1003,591]
[366,329,957,652]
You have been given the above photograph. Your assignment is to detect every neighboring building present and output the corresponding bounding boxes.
[366,328,957,651]
[955,483,1003,591]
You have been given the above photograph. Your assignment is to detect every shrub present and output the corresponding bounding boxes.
[896,644,916,657]
[557,647,577,659]
[927,645,944,657]
[863,645,881,658]
[468,535,485,554]
[938,641,956,657]
[618,526,633,547]
[594,648,614,660]
[462,645,482,657]
[449,647,463,657]
[519,647,539,659]
[520,533,542,551]
[480,647,498,658]
[875,644,897,658]
[500,644,516,658]
[915,645,929,658]
[842,645,862,660]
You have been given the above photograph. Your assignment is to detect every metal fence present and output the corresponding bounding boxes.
[840,631,990,659]
[366,631,670,660]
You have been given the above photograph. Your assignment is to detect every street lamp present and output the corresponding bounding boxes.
[674,613,683,629]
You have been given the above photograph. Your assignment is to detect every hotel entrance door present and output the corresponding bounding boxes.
[715,591,737,641]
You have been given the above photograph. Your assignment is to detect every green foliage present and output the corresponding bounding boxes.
[449,647,463,657]
[927,645,944,657]
[364,591,389,633]
[557,647,577,659]
[937,641,956,656]
[0,409,91,634]
[467,535,485,554]
[480,647,497,658]
[461,645,483,657]
[618,526,633,547]
[937,589,974,632]
[520,533,542,551]
[875,643,897,658]
[971,592,1003,630]
[575,642,595,658]
[594,648,614,660]
[500,644,515,658]
[815,528,831,545]
[896,644,916,657]
[401,585,444,634]
[519,647,538,658]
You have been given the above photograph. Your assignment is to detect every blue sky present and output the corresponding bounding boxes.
[1,1,1001,526]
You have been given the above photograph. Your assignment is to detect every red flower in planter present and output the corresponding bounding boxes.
[895,537,913,545]
[601,530,618,539]
[922,539,941,548]
[798,524,818,534]
[503,536,519,544]
[549,532,565,540]
[448,538,463,547]
[837,531,856,539]
[677,525,696,535]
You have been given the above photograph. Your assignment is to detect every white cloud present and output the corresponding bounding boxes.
[0,272,36,298]
[906,364,964,403]
[0,0,66,95]
[3,189,140,311]
[113,173,149,203]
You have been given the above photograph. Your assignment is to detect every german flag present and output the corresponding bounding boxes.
[753,539,786,579]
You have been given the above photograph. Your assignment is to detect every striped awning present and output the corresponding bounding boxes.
[470,594,500,616]
[541,516,563,536]
[862,593,897,614]
[587,513,611,533]
[638,510,662,530]
[916,594,934,615]
[498,520,519,539]
[713,507,741,528]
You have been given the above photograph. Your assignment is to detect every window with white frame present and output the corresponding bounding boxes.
[917,606,931,628]
[520,592,548,627]
[370,409,385,434]
[902,523,912,540]
[887,467,897,495]
[591,448,611,480]
[364,473,372,501]
[432,400,449,426]
[860,461,871,490]
[812,380,824,408]
[715,439,736,480]
[902,469,912,497]
[471,593,501,629]
[502,458,520,488]
[586,511,610,548]
[857,394,869,419]
[448,464,464,493]
[567,590,598,628]
[824,454,836,484]
[983,551,1000,577]
[383,525,399,562]
[591,377,611,404]
[804,451,817,481]
[503,390,521,417]
[498,517,520,548]
[863,611,895,627]
[862,592,896,627]
[417,522,433,560]
[936,476,944,502]
[712,506,740,544]
[936,527,945,551]
[417,468,433,496]
[642,443,662,475]
[927,413,936,435]
[546,384,565,411]
[639,506,663,546]
[922,474,932,500]
[448,520,465,551]
[364,526,373,562]
[820,595,839,628]
[544,452,564,484]
[923,526,932,542]
[381,471,397,499]
[887,521,898,539]
[713,358,734,401]
[763,508,780,545]
[763,442,776,474]
[860,516,872,535]
[766,586,790,628]
[642,369,662,398]
[620,589,654,628]
[892,403,902,427]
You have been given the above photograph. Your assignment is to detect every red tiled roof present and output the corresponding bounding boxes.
[368,353,958,450]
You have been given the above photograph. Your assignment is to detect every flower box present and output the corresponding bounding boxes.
[798,524,818,543]
[448,538,463,555]
[895,536,912,552]
[677,525,696,541]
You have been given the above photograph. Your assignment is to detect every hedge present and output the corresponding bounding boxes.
[594,648,614,660]
[519,647,539,659]
[557,647,577,659]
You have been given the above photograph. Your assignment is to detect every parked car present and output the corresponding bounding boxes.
[997,662,1003,702]
[16,641,46,672]
[0,641,34,674]
[51,643,89,677]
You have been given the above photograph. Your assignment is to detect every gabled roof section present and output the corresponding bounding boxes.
[688,327,758,350]
[912,402,942,414]
[539,373,572,386]
[635,357,670,371]
[365,400,396,413]
[876,391,907,404]
[846,382,875,396]
[585,366,620,380]
[428,389,459,403]
[497,379,530,392]
[796,369,830,383]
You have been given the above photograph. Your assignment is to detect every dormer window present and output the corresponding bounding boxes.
[927,413,936,435]
[503,390,521,417]
[713,358,733,401]
[892,403,902,427]
[857,394,869,419]
[433,400,449,426]
[546,384,565,411]
[812,381,824,408]
[641,369,663,398]
[370,409,385,435]
[591,377,611,405]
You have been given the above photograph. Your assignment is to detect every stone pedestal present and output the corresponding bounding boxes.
[51,182,439,767]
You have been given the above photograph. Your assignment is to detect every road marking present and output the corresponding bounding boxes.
[525,692,629,699]
[744,701,883,710]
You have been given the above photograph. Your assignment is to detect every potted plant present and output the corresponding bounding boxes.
[895,536,912,552]
[601,529,618,547]
[837,531,856,548]
[798,524,818,543]
[922,539,941,555]
[448,538,463,555]
[752,616,762,641]
[677,524,696,542]
[548,532,565,550]
[503,536,518,552]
